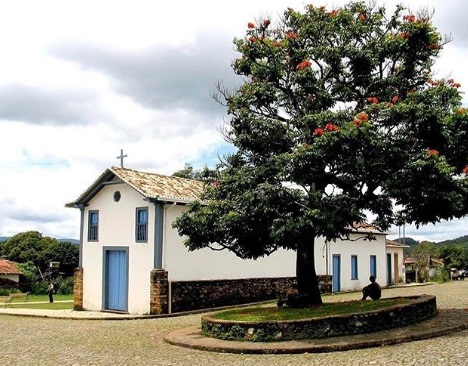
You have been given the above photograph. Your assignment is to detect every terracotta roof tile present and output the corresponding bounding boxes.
[66,167,205,207]
[0,259,23,275]
[110,167,204,203]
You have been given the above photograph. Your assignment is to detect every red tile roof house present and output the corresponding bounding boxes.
[66,167,401,315]
[0,259,23,283]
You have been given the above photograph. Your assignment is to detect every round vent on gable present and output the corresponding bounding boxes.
[113,191,121,202]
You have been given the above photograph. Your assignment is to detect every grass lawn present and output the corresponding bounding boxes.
[27,294,73,302]
[10,302,74,310]
[212,298,411,322]
[9,294,73,310]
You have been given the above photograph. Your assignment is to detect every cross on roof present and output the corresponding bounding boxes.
[117,149,128,168]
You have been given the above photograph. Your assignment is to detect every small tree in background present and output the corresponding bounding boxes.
[439,245,468,270]
[174,2,468,306]
[2,231,78,294]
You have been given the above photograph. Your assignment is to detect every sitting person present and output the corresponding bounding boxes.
[361,275,381,300]
[277,283,300,308]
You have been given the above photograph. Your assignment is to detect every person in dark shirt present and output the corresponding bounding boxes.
[361,275,381,300]
[277,283,300,307]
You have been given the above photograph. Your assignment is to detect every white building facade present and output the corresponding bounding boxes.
[67,167,400,315]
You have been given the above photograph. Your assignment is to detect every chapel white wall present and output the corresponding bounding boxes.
[81,181,154,314]
[163,205,297,281]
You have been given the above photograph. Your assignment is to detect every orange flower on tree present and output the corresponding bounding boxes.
[356,112,369,121]
[353,119,364,127]
[367,96,378,104]
[248,22,255,29]
[313,127,324,137]
[403,14,416,22]
[263,19,271,26]
[428,78,439,87]
[400,32,410,39]
[286,31,299,39]
[325,123,339,131]
[391,95,399,103]
[354,112,369,127]
[358,13,366,21]
[296,60,312,70]
[426,149,439,156]
[463,166,468,175]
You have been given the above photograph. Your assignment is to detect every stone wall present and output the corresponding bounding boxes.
[150,269,169,315]
[202,295,438,342]
[73,267,84,311]
[170,275,332,313]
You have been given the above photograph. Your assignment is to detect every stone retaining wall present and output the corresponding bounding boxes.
[201,295,437,342]
[73,267,84,311]
[170,276,332,313]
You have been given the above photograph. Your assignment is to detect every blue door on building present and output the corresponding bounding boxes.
[332,254,341,292]
[370,255,377,279]
[105,249,128,312]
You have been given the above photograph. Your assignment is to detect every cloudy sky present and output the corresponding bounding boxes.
[0,0,467,243]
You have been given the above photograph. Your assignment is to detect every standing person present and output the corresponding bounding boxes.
[47,282,54,303]
[361,276,381,300]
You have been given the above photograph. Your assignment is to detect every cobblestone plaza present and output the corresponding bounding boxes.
[1,281,467,365]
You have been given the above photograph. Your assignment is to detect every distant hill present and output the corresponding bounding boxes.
[437,235,468,251]
[437,235,468,246]
[58,238,80,245]
[389,237,419,246]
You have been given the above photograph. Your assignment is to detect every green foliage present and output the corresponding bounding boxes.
[32,280,49,295]
[174,2,468,305]
[438,245,468,269]
[16,261,39,293]
[2,231,78,278]
[172,163,218,182]
[56,276,74,295]
[406,241,439,281]
[438,234,468,248]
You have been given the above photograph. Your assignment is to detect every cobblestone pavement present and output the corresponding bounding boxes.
[1,281,467,366]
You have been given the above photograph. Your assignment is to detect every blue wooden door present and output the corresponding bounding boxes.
[370,255,377,278]
[332,255,341,292]
[105,250,128,312]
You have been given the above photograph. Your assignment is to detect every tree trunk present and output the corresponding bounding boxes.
[296,234,323,307]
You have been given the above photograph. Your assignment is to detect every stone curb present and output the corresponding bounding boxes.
[163,309,468,354]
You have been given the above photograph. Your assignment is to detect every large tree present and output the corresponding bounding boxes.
[174,2,468,306]
[2,231,78,277]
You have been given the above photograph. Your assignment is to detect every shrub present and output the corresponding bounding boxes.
[32,281,48,295]
[57,277,74,295]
